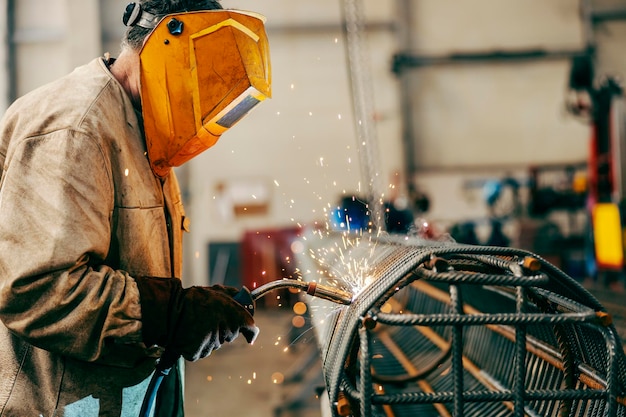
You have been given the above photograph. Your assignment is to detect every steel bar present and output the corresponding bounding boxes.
[295,231,626,417]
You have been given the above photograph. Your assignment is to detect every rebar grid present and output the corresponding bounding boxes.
[297,232,626,417]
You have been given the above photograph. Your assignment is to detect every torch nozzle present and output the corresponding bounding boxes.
[250,279,353,305]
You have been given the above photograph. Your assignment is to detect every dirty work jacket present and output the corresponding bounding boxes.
[0,57,187,416]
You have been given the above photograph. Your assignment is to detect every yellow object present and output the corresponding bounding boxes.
[140,10,271,177]
[572,172,587,194]
[592,203,624,269]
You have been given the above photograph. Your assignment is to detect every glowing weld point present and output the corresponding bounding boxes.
[124,169,129,176]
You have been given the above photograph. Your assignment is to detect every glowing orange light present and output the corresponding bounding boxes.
[293,301,307,315]
[272,372,285,384]
[292,315,306,328]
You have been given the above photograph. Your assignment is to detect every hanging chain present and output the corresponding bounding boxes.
[341,0,386,232]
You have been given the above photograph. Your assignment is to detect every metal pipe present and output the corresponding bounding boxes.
[250,279,353,305]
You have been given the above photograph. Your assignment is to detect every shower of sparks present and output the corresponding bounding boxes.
[303,222,384,301]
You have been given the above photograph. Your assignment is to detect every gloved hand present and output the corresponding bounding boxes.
[135,277,259,361]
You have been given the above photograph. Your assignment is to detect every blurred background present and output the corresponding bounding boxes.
[3,0,626,415]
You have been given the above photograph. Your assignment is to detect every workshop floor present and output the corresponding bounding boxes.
[185,307,323,417]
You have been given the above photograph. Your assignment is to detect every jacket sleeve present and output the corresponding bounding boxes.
[0,128,145,363]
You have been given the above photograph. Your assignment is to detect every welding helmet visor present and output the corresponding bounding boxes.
[139,10,271,177]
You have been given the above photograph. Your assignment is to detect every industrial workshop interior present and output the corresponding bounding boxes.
[5,0,626,416]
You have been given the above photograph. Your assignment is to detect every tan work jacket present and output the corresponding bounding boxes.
[0,58,186,416]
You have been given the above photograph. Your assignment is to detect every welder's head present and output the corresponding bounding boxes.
[122,1,272,177]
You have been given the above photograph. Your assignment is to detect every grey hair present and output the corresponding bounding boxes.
[122,0,223,51]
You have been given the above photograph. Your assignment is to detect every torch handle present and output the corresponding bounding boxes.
[232,286,255,316]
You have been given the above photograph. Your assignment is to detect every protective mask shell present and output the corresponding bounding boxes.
[139,10,271,177]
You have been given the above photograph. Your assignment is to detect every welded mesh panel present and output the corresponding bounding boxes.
[295,231,626,417]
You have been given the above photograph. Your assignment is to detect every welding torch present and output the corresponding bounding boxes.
[139,279,353,417]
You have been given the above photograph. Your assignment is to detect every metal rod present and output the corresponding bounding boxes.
[250,279,353,305]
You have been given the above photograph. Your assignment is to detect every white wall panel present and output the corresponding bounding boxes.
[100,0,127,57]
[410,0,584,54]
[13,0,100,96]
[401,0,590,175]
[13,0,66,94]
[223,0,394,26]
[409,60,589,169]
[595,20,626,79]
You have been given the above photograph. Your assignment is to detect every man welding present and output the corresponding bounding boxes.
[0,1,271,415]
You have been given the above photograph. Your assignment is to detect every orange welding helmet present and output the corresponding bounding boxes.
[137,9,271,177]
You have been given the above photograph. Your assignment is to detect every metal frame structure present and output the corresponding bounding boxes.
[297,232,626,416]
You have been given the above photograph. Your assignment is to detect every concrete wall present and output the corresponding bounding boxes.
[401,0,591,238]
[11,0,100,97]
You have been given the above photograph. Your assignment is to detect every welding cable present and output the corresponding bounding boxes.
[138,350,179,417]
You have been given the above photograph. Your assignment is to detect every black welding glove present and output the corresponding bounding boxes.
[135,277,259,361]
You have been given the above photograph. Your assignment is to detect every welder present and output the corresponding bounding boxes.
[0,1,271,416]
